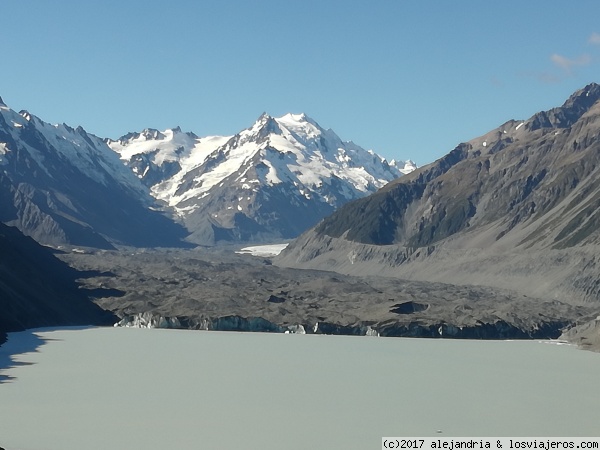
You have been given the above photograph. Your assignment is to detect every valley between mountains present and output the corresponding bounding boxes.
[2,85,600,351]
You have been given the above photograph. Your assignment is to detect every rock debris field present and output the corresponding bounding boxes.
[57,246,597,344]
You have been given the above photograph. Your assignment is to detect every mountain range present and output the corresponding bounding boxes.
[108,113,415,244]
[0,98,414,247]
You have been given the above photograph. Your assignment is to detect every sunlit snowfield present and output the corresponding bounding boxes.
[1,328,599,450]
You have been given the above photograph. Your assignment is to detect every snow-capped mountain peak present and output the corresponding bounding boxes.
[112,112,415,244]
[392,159,417,174]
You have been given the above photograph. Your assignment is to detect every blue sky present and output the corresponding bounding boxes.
[2,0,599,166]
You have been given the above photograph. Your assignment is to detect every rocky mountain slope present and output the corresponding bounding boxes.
[109,113,415,245]
[0,98,189,249]
[277,83,600,309]
[0,222,115,347]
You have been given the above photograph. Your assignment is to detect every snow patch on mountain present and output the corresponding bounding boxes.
[109,129,232,205]
[236,243,290,257]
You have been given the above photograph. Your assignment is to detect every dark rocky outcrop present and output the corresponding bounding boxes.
[377,320,569,339]
[390,301,429,315]
[267,294,286,303]
[0,223,115,343]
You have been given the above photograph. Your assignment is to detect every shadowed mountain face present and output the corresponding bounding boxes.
[0,223,115,345]
[313,83,600,249]
[277,83,600,307]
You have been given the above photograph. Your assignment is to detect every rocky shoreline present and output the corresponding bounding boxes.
[559,315,600,351]
[113,311,571,341]
[2,311,595,353]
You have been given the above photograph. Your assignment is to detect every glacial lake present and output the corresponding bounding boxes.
[1,327,599,450]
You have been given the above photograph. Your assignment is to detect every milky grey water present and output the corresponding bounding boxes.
[0,327,599,450]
